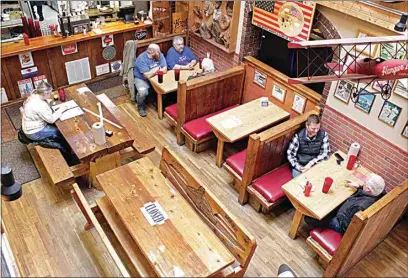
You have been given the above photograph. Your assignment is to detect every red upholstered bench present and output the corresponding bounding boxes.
[247,164,292,213]
[181,105,239,152]
[183,105,239,140]
[307,228,343,269]
[225,149,247,178]
[164,103,178,126]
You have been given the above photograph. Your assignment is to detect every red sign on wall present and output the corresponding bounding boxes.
[61,43,78,56]
[102,34,114,48]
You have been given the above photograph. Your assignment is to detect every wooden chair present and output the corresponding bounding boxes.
[306,180,408,277]
[176,66,246,152]
[160,146,257,277]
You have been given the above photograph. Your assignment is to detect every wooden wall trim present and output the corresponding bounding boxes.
[1,22,153,58]
[243,56,321,104]
[137,32,187,47]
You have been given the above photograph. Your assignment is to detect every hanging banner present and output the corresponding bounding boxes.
[252,1,316,42]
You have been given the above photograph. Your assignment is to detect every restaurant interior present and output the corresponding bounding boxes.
[0,1,407,277]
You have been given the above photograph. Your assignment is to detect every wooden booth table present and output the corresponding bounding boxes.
[206,98,290,167]
[282,152,371,239]
[94,157,236,277]
[149,65,201,119]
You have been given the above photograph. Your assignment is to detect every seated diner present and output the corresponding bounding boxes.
[0,1,407,278]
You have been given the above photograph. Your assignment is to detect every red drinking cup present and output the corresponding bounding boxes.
[58,88,66,102]
[347,155,357,170]
[199,57,203,69]
[174,68,180,81]
[304,182,312,197]
[157,71,164,83]
[322,177,333,193]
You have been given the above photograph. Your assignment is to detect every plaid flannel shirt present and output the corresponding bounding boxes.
[287,131,331,171]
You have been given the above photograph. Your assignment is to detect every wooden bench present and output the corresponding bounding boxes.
[28,145,75,187]
[71,146,257,277]
[223,109,320,213]
[306,180,408,277]
[173,66,246,152]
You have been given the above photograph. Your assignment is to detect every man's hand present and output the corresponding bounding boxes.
[298,166,305,172]
[345,180,360,189]
[303,162,314,172]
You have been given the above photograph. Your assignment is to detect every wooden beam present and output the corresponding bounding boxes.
[317,2,402,33]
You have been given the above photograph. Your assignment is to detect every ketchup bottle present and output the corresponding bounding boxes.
[23,33,30,45]
[58,88,66,102]
[304,181,312,197]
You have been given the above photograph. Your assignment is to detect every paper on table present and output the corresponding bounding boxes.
[60,107,84,121]
[93,28,102,34]
[52,100,78,112]
[76,87,92,95]
[220,116,242,129]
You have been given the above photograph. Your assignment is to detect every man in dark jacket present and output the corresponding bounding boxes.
[287,114,331,178]
[305,173,386,234]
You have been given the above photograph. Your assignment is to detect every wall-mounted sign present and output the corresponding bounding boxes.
[1,88,8,103]
[32,75,48,88]
[110,60,122,73]
[61,43,78,55]
[102,46,116,61]
[19,52,34,68]
[17,79,34,97]
[172,12,188,33]
[252,1,316,42]
[135,28,148,40]
[96,63,110,76]
[102,34,114,48]
[21,67,39,78]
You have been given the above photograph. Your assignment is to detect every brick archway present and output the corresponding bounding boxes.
[312,10,342,105]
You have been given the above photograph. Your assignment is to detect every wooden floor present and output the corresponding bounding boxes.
[1,96,407,277]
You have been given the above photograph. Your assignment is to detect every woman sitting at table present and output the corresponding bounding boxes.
[305,173,386,234]
[20,81,71,159]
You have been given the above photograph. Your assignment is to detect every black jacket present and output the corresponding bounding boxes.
[332,188,385,234]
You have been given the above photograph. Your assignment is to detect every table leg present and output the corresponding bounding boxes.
[89,152,121,189]
[157,94,163,119]
[216,139,225,168]
[289,210,304,239]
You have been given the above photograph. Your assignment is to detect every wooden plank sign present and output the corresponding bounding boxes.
[172,12,188,33]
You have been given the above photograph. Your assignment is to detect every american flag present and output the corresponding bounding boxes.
[252,1,316,42]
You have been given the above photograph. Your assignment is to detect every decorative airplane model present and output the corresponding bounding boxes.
[288,35,407,103]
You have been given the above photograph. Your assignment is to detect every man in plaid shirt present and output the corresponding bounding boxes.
[287,114,330,178]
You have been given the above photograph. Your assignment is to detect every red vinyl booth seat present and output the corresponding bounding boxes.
[165,103,178,120]
[310,228,343,256]
[183,105,239,140]
[252,164,292,203]
[225,149,247,177]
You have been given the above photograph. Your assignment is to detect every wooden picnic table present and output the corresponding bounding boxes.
[282,151,371,239]
[96,157,235,277]
[58,84,133,163]
[149,65,201,119]
[206,98,290,167]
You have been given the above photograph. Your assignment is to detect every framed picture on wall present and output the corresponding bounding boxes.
[253,70,267,88]
[354,29,379,57]
[393,79,408,99]
[402,121,408,139]
[292,93,306,114]
[272,84,286,103]
[379,42,406,60]
[370,80,395,92]
[334,80,353,104]
[354,90,376,114]
[378,100,402,127]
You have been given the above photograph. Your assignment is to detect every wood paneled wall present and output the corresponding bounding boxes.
[243,56,322,117]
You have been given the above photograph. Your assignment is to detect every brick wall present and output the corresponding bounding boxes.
[189,1,262,71]
[322,105,408,191]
